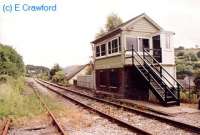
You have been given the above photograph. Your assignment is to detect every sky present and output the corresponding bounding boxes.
[0,0,200,68]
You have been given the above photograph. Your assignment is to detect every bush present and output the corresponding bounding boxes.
[0,77,66,118]
[176,64,193,76]
[176,46,184,50]
[193,63,200,70]
[194,72,200,94]
[49,64,61,80]
[52,70,66,84]
[0,75,11,83]
[180,90,198,103]
[185,53,198,61]
[177,51,185,57]
[197,51,200,58]
[0,44,25,78]
[191,54,198,61]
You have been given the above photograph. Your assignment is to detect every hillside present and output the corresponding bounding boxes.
[26,65,49,77]
[175,48,200,78]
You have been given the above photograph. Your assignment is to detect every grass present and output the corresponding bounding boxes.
[0,76,65,119]
[180,90,199,104]
[0,77,43,119]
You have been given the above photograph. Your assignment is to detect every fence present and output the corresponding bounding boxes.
[77,75,94,89]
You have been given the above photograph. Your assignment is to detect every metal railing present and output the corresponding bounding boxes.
[143,48,183,99]
[124,47,167,101]
[124,45,182,103]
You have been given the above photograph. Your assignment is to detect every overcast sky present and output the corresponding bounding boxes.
[0,0,199,68]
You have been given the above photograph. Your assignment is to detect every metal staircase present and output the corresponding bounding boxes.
[125,46,183,106]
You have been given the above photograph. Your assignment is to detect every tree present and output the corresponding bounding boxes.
[176,46,184,50]
[49,64,61,79]
[96,13,123,38]
[0,44,24,78]
[105,13,123,31]
[197,51,200,58]
[95,28,106,38]
[52,70,66,84]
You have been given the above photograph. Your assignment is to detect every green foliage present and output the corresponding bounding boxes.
[0,77,66,119]
[175,46,184,50]
[180,90,198,103]
[175,48,200,78]
[176,51,185,57]
[105,13,123,31]
[95,28,106,38]
[39,72,49,81]
[0,77,42,118]
[194,72,200,90]
[197,51,200,58]
[188,53,198,61]
[49,64,61,79]
[176,64,193,76]
[26,65,49,77]
[0,75,10,83]
[52,70,66,84]
[193,63,200,70]
[96,13,122,38]
[0,44,25,78]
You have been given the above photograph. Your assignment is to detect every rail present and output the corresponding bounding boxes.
[2,119,11,135]
[29,82,66,135]
[36,79,152,135]
[37,79,200,134]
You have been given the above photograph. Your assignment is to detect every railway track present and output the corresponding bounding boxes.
[35,79,151,135]
[30,82,67,135]
[36,79,200,134]
[1,119,11,135]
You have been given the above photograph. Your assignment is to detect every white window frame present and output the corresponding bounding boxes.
[125,35,151,54]
[107,36,121,56]
[95,43,107,58]
[95,45,101,57]
[95,34,122,59]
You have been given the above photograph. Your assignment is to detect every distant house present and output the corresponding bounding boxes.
[64,64,91,85]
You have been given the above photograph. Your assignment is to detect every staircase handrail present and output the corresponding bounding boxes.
[125,48,168,99]
[143,48,183,90]
[125,47,178,100]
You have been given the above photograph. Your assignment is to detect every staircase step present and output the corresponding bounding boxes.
[135,62,180,106]
[166,101,178,106]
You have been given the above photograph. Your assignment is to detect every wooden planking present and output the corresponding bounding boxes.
[95,55,123,69]
[127,17,159,33]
